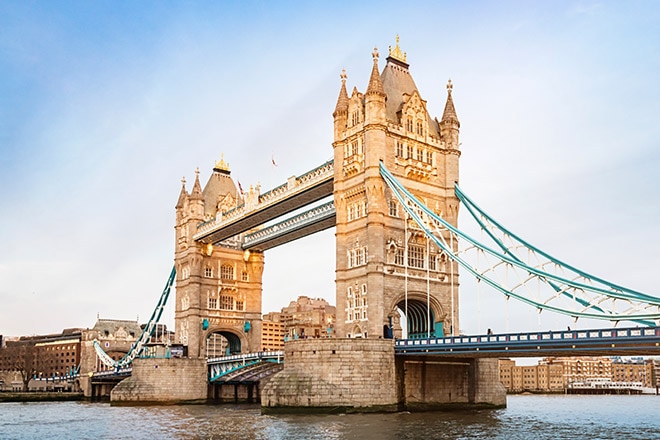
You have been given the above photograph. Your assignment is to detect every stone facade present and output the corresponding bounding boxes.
[332,40,461,340]
[262,338,397,413]
[110,358,208,405]
[174,159,265,358]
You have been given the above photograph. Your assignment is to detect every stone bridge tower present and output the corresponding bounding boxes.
[174,158,264,358]
[332,39,461,339]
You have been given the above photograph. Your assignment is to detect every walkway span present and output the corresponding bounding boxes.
[194,160,333,245]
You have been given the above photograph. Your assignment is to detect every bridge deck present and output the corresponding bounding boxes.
[395,326,660,358]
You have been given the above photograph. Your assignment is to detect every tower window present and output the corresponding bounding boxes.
[396,141,404,158]
[204,267,213,278]
[416,121,424,136]
[388,200,399,217]
[220,295,234,310]
[220,264,234,280]
[417,148,424,162]
[394,248,404,265]
[241,271,249,282]
[407,145,413,159]
[408,244,425,268]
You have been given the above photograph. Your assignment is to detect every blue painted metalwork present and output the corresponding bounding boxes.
[93,266,176,370]
[207,351,284,382]
[395,326,660,357]
[379,162,660,323]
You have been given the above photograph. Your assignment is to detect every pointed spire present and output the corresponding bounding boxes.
[190,167,204,200]
[366,47,386,97]
[441,79,460,127]
[333,69,349,117]
[175,176,188,209]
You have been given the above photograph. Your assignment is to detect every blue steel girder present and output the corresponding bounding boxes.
[208,351,284,383]
[195,161,334,245]
[395,326,660,358]
[210,360,284,383]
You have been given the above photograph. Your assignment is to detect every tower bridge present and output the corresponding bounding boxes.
[92,38,660,411]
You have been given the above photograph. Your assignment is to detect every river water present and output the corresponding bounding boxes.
[1,394,658,439]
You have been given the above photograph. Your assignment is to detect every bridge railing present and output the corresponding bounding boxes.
[207,350,284,365]
[395,326,660,352]
[92,367,133,378]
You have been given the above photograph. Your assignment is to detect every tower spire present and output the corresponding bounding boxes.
[366,47,386,97]
[441,79,460,127]
[175,176,188,209]
[190,167,203,200]
[333,69,349,117]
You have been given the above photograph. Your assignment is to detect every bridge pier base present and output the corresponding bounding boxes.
[262,339,398,413]
[210,382,259,404]
[110,358,208,405]
[399,356,506,411]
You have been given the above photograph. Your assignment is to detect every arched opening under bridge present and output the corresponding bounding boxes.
[206,331,242,357]
[396,298,445,339]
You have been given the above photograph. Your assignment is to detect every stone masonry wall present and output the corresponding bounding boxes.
[262,338,397,413]
[110,358,207,405]
[400,357,506,410]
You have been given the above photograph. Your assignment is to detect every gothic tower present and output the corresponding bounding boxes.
[174,157,264,358]
[333,39,461,339]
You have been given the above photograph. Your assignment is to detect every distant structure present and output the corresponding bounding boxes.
[262,296,336,349]
[174,157,265,358]
[0,328,83,391]
[0,319,148,393]
[499,357,657,392]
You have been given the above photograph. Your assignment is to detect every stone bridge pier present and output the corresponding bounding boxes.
[261,339,505,413]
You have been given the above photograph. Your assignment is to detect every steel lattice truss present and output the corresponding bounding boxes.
[380,162,660,325]
[93,266,176,369]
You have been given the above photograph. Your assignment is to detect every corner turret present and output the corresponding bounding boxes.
[440,79,460,149]
[364,48,386,126]
[333,69,349,141]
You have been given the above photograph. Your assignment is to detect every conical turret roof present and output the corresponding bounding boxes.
[366,48,386,97]
[190,168,204,200]
[441,79,460,127]
[333,69,349,117]
[175,177,188,209]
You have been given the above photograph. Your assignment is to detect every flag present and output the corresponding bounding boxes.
[271,155,278,167]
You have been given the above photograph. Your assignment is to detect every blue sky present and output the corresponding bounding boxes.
[1,1,659,337]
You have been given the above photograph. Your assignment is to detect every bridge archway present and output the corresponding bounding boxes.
[393,293,446,339]
[205,330,243,357]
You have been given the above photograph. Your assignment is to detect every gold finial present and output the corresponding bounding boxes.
[388,34,407,63]
[446,79,453,94]
[214,153,230,172]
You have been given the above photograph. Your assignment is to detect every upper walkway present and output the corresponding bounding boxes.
[194,160,334,245]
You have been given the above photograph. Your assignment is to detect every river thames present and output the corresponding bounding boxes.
[1,394,658,439]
